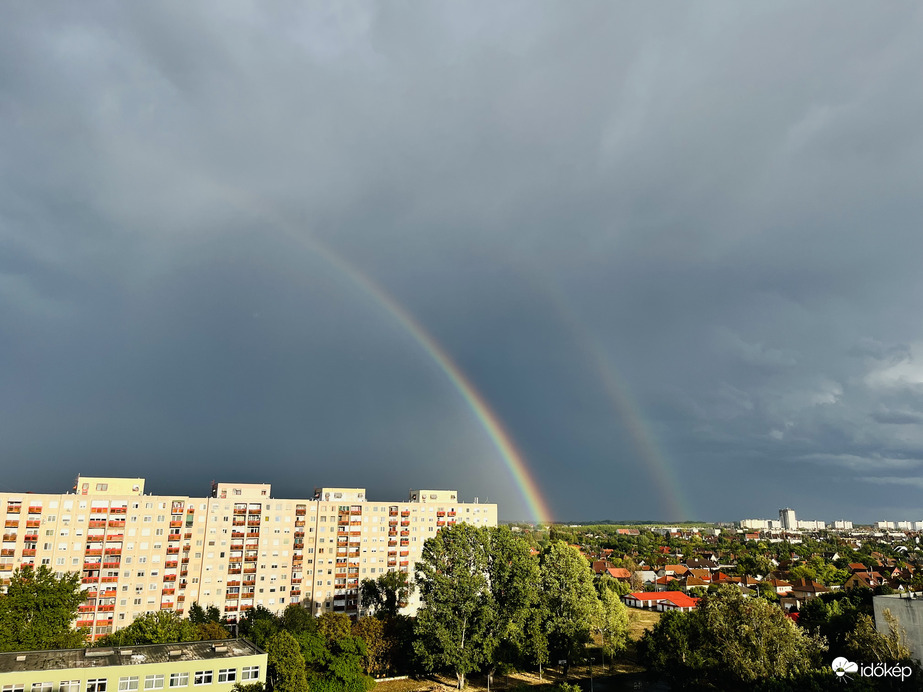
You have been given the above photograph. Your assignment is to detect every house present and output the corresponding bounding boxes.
[634,570,658,585]
[624,591,699,613]
[767,578,793,595]
[606,567,632,581]
[789,578,829,600]
[658,565,690,578]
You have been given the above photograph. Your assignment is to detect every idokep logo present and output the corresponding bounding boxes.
[831,656,913,682]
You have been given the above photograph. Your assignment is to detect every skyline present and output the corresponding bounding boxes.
[3,4,923,523]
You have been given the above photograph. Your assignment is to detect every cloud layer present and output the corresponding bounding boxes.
[2,3,923,522]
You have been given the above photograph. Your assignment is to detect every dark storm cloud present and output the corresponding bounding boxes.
[2,2,923,522]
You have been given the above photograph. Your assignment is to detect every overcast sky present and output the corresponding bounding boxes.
[2,3,922,523]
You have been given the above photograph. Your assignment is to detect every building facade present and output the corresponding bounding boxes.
[779,508,797,531]
[0,477,497,640]
[0,640,266,691]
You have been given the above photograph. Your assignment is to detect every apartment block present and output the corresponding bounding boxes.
[0,476,498,640]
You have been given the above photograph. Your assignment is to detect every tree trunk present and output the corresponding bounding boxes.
[456,671,465,689]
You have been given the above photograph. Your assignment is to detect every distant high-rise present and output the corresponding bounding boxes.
[779,507,797,530]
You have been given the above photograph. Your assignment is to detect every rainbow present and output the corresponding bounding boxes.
[530,276,693,521]
[202,184,554,524]
[303,238,555,525]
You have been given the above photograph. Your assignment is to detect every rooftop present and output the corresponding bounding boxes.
[0,640,264,674]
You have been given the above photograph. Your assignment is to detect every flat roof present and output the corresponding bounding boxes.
[0,640,264,674]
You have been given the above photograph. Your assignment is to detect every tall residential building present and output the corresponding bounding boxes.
[779,508,797,531]
[0,476,497,640]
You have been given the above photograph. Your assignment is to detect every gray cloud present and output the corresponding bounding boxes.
[2,3,922,522]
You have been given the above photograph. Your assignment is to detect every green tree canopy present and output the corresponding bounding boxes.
[413,523,492,689]
[0,565,87,651]
[640,585,826,688]
[359,571,413,619]
[266,630,309,692]
[98,611,199,646]
[539,541,602,678]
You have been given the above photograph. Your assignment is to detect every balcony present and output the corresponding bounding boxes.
[234,508,247,515]
[399,561,409,567]
[182,544,191,552]
[162,588,175,596]
[3,521,18,529]
[448,511,456,517]
[231,531,245,538]
[81,576,99,584]
[167,534,180,542]
[102,561,120,569]
[401,521,410,527]
[6,504,21,513]
[247,520,261,527]
[163,575,177,582]
[165,560,178,569]
[184,532,192,540]
[103,548,121,556]
[295,507,306,516]
[291,589,301,596]
[97,604,114,612]
[2,534,16,542]
[100,589,117,598]
[437,511,445,517]
[0,550,14,558]
[109,507,126,514]
[228,568,242,575]
[243,567,257,574]
[388,540,397,547]
[76,619,95,627]
[170,521,182,528]
[85,548,103,556]
[160,602,174,609]
[100,576,118,583]
[166,547,179,555]
[27,506,43,514]
[89,520,107,528]
[79,604,95,612]
[108,519,125,528]
[181,557,190,564]
[86,535,103,543]
[25,520,40,529]
[105,534,124,541]
[437,521,445,527]
[83,562,101,570]
[400,530,410,537]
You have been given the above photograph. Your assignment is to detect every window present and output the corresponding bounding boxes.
[168,674,188,688]
[216,670,236,683]
[117,679,139,692]
[193,672,212,686]
[241,667,259,681]
[59,683,80,692]
[3,686,24,692]
[32,686,54,692]
[87,682,107,692]
[143,676,163,691]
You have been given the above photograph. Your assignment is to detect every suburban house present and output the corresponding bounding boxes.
[624,591,699,613]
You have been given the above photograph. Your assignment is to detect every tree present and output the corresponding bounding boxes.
[598,588,630,661]
[98,611,198,646]
[481,526,540,687]
[238,606,282,650]
[353,617,388,677]
[188,602,222,625]
[845,611,912,664]
[414,523,492,689]
[266,630,308,692]
[0,565,87,651]
[640,585,827,688]
[538,541,602,678]
[360,571,413,619]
